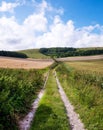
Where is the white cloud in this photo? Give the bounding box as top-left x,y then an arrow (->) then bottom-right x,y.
24,12 -> 47,32
0,1 -> 19,13
0,0 -> 103,51
36,16 -> 75,47
0,15 -> 38,50
35,15 -> 103,48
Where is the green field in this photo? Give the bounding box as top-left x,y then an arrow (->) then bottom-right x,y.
19,49 -> 50,59
30,70 -> 70,130
56,61 -> 103,130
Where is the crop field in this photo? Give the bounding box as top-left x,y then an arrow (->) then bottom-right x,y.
57,55 -> 103,62
66,60 -> 103,73
0,57 -> 53,69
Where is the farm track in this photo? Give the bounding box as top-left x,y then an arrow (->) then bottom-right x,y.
21,70 -> 85,130
19,72 -> 49,130
55,71 -> 85,130
30,70 -> 70,130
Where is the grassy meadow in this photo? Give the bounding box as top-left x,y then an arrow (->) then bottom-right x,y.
56,60 -> 103,130
30,70 -> 70,130
19,49 -> 50,59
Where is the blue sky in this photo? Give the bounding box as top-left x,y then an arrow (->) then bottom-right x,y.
47,0 -> 103,27
0,0 -> 103,50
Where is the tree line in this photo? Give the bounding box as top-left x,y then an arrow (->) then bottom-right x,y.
39,47 -> 103,58
0,51 -> 28,58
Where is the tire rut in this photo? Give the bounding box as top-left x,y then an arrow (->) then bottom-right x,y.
55,71 -> 86,130
18,72 -> 49,130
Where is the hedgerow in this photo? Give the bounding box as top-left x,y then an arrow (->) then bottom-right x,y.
0,68 -> 44,130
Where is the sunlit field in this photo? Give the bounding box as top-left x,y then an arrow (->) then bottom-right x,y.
66,60 -> 103,74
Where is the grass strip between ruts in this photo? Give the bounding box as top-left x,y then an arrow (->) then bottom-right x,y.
30,70 -> 70,130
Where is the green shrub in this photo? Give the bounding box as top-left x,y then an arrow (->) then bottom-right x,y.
0,68 -> 44,130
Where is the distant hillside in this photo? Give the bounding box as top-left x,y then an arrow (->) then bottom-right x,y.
40,47 -> 103,58
19,49 -> 50,59
0,50 -> 27,58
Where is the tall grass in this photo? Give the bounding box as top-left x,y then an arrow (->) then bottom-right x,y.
0,68 -> 45,130
56,62 -> 103,130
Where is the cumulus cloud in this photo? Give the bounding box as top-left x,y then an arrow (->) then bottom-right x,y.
24,12 -> 47,32
36,16 -> 103,48
0,0 -> 103,51
0,1 -> 19,13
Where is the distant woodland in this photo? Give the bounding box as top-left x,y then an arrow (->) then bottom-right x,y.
0,47 -> 103,59
0,51 -> 28,58
39,47 -> 103,58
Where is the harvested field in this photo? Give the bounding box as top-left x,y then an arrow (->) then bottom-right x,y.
0,57 -> 53,69
57,55 -> 103,61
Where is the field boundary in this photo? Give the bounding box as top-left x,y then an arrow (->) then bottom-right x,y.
0,56 -> 53,62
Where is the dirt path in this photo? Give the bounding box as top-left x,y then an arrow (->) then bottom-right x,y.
55,71 -> 85,130
19,72 -> 49,130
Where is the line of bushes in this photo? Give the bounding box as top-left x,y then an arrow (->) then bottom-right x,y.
39,47 -> 103,58
0,68 -> 44,130
0,51 -> 28,58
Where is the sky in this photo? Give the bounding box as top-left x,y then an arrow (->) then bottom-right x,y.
0,0 -> 103,51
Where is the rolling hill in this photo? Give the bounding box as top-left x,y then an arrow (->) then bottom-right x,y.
19,49 -> 50,59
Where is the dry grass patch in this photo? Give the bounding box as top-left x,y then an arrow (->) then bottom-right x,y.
66,60 -> 103,73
